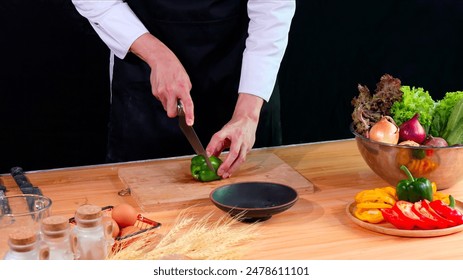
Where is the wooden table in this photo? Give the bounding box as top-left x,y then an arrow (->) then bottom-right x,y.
2,138 -> 463,259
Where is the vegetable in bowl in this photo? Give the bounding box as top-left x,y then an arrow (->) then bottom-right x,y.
351,74 -> 402,137
350,74 -> 463,190
442,98 -> 463,146
390,86 -> 436,131
430,92 -> 463,146
351,74 -> 463,146
429,91 -> 463,137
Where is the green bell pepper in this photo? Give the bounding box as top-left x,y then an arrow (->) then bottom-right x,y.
190,155 -> 223,182
396,165 -> 433,203
449,195 -> 456,208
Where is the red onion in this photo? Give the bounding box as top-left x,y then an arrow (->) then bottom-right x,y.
399,113 -> 426,144
423,136 -> 448,147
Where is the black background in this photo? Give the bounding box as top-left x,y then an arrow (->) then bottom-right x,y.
1,0 -> 463,173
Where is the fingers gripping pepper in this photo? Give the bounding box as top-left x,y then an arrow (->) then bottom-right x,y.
190,155 -> 223,182
396,165 -> 433,203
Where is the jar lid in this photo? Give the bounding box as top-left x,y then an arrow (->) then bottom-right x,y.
42,215 -> 69,232
8,228 -> 37,246
75,204 -> 102,221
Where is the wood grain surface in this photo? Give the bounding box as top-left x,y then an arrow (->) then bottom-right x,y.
1,139 -> 463,259
118,153 -> 314,212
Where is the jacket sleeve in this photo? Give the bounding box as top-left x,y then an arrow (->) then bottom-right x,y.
71,0 -> 149,58
239,0 -> 296,101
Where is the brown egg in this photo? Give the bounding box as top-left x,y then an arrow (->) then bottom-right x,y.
102,216 -> 120,238
111,203 -> 138,228
120,225 -> 140,237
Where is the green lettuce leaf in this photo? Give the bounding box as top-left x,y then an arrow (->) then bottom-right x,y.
391,86 -> 436,131
429,91 -> 463,137
442,98 -> 463,145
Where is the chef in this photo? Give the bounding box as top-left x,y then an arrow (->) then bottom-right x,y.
71,0 -> 295,178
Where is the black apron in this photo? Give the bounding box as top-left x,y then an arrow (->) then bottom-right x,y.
107,0 -> 280,163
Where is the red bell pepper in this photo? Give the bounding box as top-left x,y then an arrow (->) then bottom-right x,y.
380,208 -> 415,230
380,201 -> 425,230
429,199 -> 463,226
393,201 -> 429,230
420,199 -> 455,228
393,200 -> 432,229
381,200 -> 462,230
411,200 -> 444,229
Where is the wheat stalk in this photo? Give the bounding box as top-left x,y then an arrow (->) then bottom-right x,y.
108,210 -> 260,260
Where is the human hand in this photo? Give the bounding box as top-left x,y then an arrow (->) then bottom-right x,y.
130,33 -> 194,125
206,93 -> 264,178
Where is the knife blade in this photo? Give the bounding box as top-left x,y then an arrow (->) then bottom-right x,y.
177,101 -> 215,171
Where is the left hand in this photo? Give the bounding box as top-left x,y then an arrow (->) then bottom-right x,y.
206,93 -> 264,178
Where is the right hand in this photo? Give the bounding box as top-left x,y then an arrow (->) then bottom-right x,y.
130,33 -> 194,126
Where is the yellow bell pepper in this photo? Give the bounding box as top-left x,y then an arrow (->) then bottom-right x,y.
434,192 -> 450,205
354,207 -> 384,223
353,186 -> 398,224
379,186 -> 397,199
431,182 -> 455,206
356,202 -> 393,209
432,182 -> 437,194
355,188 -> 396,206
406,158 -> 438,176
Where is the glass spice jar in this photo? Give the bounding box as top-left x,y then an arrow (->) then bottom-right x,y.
41,215 -> 78,260
3,227 -> 49,260
72,204 -> 113,260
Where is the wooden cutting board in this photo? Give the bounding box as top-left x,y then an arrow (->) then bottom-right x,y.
118,153 -> 314,212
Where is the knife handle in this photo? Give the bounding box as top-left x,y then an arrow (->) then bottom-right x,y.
177,100 -> 185,117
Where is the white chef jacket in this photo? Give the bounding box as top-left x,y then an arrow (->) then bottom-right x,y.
72,0 -> 295,101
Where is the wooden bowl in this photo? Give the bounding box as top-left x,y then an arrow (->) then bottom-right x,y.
209,182 -> 298,222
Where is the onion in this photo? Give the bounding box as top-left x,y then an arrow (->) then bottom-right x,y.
369,116 -> 400,144
423,136 -> 448,147
398,140 -> 420,146
399,113 -> 426,144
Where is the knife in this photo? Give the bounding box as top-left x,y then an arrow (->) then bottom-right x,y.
177,101 -> 215,171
